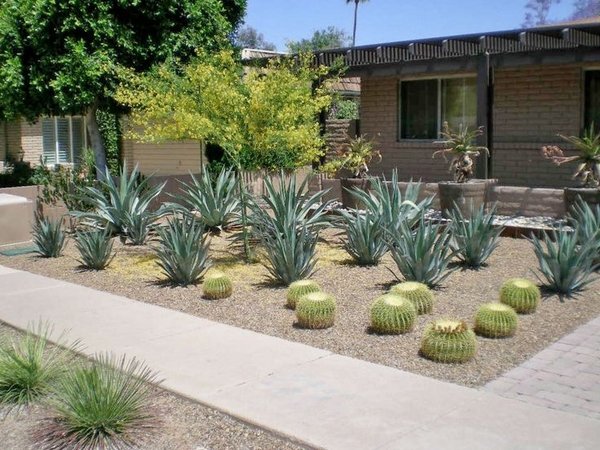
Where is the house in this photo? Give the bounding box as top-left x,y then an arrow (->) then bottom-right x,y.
316,20 -> 600,188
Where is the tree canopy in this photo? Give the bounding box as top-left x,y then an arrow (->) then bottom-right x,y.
0,0 -> 246,176
523,0 -> 600,26
235,25 -> 276,51
286,26 -> 351,53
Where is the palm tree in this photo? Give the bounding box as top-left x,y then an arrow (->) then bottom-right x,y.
347,0 -> 369,47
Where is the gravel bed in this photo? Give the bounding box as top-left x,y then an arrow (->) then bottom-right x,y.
0,323 -> 308,450
1,229 -> 599,388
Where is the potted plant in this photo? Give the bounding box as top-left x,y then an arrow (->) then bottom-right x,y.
322,135 -> 381,209
433,123 -> 490,218
541,125 -> 600,212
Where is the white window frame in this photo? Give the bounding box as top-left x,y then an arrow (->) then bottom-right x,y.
398,75 -> 476,142
42,116 -> 87,166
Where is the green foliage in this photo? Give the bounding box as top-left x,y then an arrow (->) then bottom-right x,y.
338,209 -> 387,266
322,135 -> 380,178
420,319 -> 477,364
296,292 -> 336,329
175,167 -> 239,231
73,163 -> 165,244
35,354 -> 159,450
96,109 -> 121,175
330,99 -> 359,120
118,50 -> 334,171
286,280 -> 321,310
387,216 -> 456,287
529,229 -> 598,296
286,26 -> 351,53
0,325 -> 76,407
499,278 -> 541,314
390,281 -> 435,315
156,218 -> 211,286
370,294 -> 416,335
32,215 -> 66,258
202,270 -> 233,300
74,228 -> 114,270
474,303 -> 518,338
0,156 -> 35,187
449,204 -> 503,268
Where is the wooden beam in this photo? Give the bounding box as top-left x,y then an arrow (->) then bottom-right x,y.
480,35 -> 527,53
519,31 -> 572,49
442,39 -> 480,55
408,42 -> 457,59
562,28 -> 600,46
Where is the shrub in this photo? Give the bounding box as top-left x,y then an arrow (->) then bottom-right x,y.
330,98 -> 359,120
387,216 -> 456,287
156,218 -> 211,286
0,326 -> 75,408
390,281 -> 435,315
74,163 -> 165,245
449,204 -> 503,268
296,292 -> 336,329
32,215 -> 66,258
35,354 -> 159,450
202,270 -> 233,299
474,303 -> 518,338
499,278 -> 541,314
74,229 -> 114,270
370,294 -> 416,335
420,319 -> 477,363
339,209 -> 387,266
175,167 -> 239,231
529,229 -> 598,296
286,280 -> 321,309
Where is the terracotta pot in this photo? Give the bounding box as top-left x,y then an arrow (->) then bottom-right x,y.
438,180 -> 488,218
564,187 -> 600,214
340,178 -> 370,209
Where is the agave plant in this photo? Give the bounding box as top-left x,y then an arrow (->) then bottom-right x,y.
541,125 -> 600,188
347,169 -> 432,232
155,217 -> 211,286
32,214 -> 67,258
387,215 -> 456,287
35,354 -> 159,450
448,204 -> 504,268
74,228 -> 115,270
568,198 -> 600,263
338,209 -> 388,266
529,228 -> 598,296
73,163 -> 165,245
174,167 -> 239,231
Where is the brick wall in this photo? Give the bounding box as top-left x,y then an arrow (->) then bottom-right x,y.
19,119 -> 43,164
360,64 -> 586,188
0,123 -> 6,163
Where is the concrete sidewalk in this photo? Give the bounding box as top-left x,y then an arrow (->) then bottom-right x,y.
0,265 -> 599,450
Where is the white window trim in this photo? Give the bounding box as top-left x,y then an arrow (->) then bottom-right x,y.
398,75 -> 477,142
43,116 -> 87,166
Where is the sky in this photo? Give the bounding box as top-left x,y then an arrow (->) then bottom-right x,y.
244,0 -> 575,51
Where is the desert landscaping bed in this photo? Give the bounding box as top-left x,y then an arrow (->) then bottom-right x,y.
1,228 -> 599,388
0,322 -> 306,450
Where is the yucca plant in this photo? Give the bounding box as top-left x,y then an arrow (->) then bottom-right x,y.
0,325 -> 77,408
74,228 -> 115,270
387,215 -> 456,287
35,354 -> 159,450
529,228 -> 599,296
448,204 -> 503,268
32,214 -> 67,258
174,167 -> 239,231
346,169 -> 432,232
155,217 -> 211,286
73,163 -> 165,245
338,209 -> 387,266
569,199 -> 600,264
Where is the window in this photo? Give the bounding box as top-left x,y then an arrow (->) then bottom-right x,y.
400,77 -> 477,140
42,117 -> 86,165
584,71 -> 600,130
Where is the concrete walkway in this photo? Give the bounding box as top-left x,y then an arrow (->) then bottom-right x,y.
486,315 -> 600,420
0,265 -> 599,450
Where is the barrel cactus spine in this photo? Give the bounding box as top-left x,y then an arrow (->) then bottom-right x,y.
202,270 -> 233,300
474,303 -> 518,338
286,280 -> 321,310
370,294 -> 417,335
499,278 -> 541,314
420,319 -> 477,363
296,292 -> 336,329
390,281 -> 435,315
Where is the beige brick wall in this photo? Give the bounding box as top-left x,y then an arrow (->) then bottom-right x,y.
360,64 -> 587,188
5,120 -> 23,161
122,138 -> 204,175
19,119 -> 43,164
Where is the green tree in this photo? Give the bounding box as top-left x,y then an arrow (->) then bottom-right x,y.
346,0 -> 370,47
286,26 -> 351,53
236,25 -> 276,51
0,0 -> 246,179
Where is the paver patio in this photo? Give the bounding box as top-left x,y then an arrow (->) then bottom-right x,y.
0,264 -> 599,450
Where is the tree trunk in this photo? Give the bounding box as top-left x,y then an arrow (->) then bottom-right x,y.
85,101 -> 108,180
352,0 -> 359,47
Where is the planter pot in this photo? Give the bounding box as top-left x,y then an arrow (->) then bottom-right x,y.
340,178 -> 370,209
564,187 -> 600,214
321,178 -> 342,203
438,180 -> 488,219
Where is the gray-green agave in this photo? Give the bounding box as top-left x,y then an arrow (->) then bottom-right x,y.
32,215 -> 66,258
338,209 -> 387,266
569,199 -> 600,264
74,228 -> 114,270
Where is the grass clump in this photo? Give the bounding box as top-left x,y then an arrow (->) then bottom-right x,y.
420,319 -> 477,364
32,215 -> 66,258
370,294 -> 416,335
296,292 -> 336,329
474,303 -> 518,338
74,228 -> 115,270
286,280 -> 321,310
390,281 -> 435,315
202,270 -> 233,299
499,278 -> 541,314
35,354 -> 159,450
